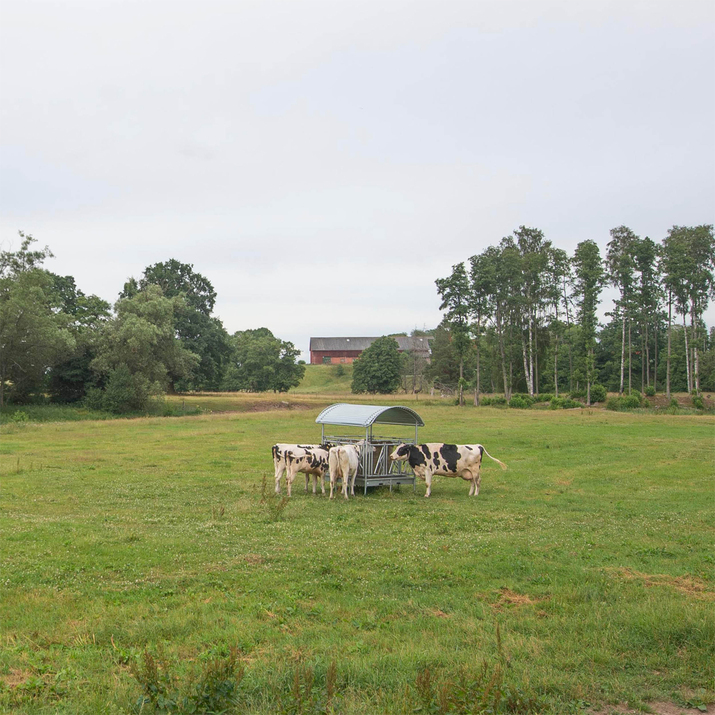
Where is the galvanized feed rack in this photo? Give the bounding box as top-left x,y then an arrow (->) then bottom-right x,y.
315,403 -> 424,494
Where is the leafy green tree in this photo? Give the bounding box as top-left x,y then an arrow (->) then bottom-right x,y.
632,236 -> 661,392
91,286 -> 200,410
222,328 -> 305,392
607,226 -> 638,394
436,263 -> 471,405
572,240 -> 604,405
351,336 -> 401,394
46,274 -> 111,402
0,233 -> 75,406
122,259 -> 231,390
468,252 -> 495,404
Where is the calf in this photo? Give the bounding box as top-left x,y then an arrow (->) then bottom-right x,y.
272,443 -> 331,497
328,441 -> 365,500
390,443 -> 507,497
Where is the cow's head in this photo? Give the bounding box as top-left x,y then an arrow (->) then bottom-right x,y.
389,444 -> 411,462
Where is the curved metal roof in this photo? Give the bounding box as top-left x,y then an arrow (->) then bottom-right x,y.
315,403 -> 425,428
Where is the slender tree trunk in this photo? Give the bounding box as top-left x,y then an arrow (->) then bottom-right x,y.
645,323 -> 650,387
474,324 -> 481,406
534,319 -> 539,395
554,332 -> 559,397
521,334 -> 531,396
620,310 -> 626,395
666,292 -> 672,400
628,321 -> 632,395
528,314 -> 535,396
586,347 -> 592,406
683,312 -> 691,394
458,358 -> 464,406
497,309 -> 509,398
562,279 -> 573,393
654,324 -> 658,392
691,306 -> 700,394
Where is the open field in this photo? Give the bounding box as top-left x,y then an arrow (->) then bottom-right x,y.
1,399 -> 714,713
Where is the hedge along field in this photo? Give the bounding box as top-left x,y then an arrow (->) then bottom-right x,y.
1,404 -> 713,714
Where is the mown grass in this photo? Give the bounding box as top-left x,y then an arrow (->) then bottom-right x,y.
0,403 -> 713,713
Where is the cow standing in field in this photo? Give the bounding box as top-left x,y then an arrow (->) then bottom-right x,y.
328,441 -> 365,500
272,444 -> 331,497
390,443 -> 507,497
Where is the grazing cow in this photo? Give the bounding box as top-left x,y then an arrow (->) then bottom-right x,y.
328,441 -> 365,500
272,443 -> 331,497
389,443 -> 507,497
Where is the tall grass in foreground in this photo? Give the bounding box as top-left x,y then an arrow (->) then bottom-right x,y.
0,404 -> 713,713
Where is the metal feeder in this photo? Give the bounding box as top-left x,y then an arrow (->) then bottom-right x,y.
315,403 -> 424,494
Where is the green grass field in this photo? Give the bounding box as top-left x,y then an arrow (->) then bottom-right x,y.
1,398 -> 713,714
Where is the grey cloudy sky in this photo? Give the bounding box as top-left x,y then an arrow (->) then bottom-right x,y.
2,0 -> 714,357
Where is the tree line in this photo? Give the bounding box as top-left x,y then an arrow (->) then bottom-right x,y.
432,224 -> 715,405
0,233 -> 305,410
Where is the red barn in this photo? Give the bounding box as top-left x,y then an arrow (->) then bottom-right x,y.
309,337 -> 431,365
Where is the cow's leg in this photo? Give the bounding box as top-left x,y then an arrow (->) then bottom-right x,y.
349,468 -> 356,496
342,469 -> 349,499
286,467 -> 296,498
319,472 -> 326,495
274,464 -> 284,494
473,466 -> 481,496
305,473 -> 310,493
424,470 -> 433,497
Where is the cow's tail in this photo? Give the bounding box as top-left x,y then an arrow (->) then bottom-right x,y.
480,446 -> 507,470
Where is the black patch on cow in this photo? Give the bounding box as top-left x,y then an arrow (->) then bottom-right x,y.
439,444 -> 460,473
396,444 -> 410,458
464,445 -> 473,450
478,445 -> 484,457
408,445 -> 427,468
421,444 -> 432,460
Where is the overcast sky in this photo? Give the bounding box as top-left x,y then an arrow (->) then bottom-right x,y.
1,0 -> 714,357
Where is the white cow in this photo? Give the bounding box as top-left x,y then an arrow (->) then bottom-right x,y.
328,441 -> 365,500
272,443 -> 331,497
390,442 -> 507,497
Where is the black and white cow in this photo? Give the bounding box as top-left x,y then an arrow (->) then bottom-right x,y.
272,443 -> 331,497
389,443 -> 507,497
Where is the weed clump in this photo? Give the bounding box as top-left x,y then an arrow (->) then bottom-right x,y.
129,646 -> 244,714
261,474 -> 290,521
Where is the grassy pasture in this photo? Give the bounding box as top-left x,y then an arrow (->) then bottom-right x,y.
0,400 -> 713,713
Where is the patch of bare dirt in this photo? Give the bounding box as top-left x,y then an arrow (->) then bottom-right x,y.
0,668 -> 34,688
590,704 -> 708,715
489,587 -> 545,610
608,567 -> 715,601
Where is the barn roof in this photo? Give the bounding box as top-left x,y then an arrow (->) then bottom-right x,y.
315,403 -> 425,428
310,336 -> 431,353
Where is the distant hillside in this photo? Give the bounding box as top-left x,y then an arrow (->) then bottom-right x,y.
291,363 -> 353,394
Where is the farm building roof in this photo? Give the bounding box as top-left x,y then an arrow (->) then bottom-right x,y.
315,403 -> 425,428
310,336 -> 431,353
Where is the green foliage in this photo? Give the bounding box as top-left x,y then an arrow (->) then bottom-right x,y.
480,395 -> 507,406
508,395 -> 532,409
351,336 -> 402,394
532,393 -> 553,403
692,395 -> 705,410
121,259 -> 232,391
101,364 -> 157,414
606,394 -> 642,411
589,384 -> 607,403
644,386 -> 656,397
222,328 -> 305,392
0,242 -> 75,405
129,647 -> 244,714
260,474 -> 290,521
89,286 -> 199,411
